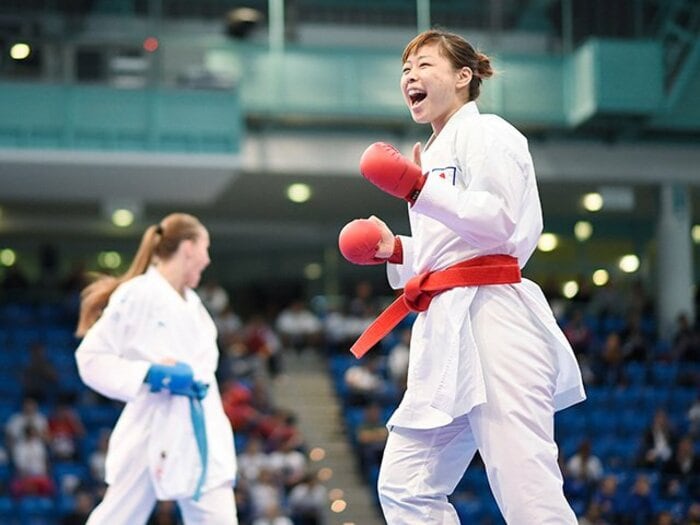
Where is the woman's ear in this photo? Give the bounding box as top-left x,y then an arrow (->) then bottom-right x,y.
180,238 -> 194,259
456,66 -> 473,90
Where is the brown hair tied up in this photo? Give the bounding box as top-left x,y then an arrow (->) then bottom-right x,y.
402,29 -> 494,101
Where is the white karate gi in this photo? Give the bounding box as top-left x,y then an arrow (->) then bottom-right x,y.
76,266 -> 237,525
378,102 -> 585,524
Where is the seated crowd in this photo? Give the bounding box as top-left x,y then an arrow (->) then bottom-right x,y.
0,269 -> 699,524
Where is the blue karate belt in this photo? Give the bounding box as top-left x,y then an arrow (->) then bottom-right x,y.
189,382 -> 209,501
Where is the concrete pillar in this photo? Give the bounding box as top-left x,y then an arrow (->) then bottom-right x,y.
656,183 -> 694,337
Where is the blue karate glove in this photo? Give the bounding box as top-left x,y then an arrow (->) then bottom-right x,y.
145,361 -> 194,395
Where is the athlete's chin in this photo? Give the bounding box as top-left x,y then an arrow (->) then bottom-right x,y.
188,273 -> 203,290
409,109 -> 431,124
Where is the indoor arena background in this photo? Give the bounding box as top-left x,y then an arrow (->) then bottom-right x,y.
0,1 -> 699,524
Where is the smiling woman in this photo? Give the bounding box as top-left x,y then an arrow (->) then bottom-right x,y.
338,29 -> 585,525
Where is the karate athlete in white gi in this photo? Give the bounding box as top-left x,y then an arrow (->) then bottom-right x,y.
338,30 -> 586,524
75,213 -> 237,525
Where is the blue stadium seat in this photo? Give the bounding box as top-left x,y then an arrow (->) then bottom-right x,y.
651,362 -> 678,386
16,497 -> 55,524
53,462 -> 89,495
590,408 -> 618,431
0,496 -> 16,523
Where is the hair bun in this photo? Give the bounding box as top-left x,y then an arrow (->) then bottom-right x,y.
475,52 -> 494,79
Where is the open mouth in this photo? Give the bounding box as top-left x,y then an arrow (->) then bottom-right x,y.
408,89 -> 427,107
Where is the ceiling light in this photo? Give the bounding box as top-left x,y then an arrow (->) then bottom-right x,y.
582,193 -> 603,212
304,263 -> 322,280
10,43 -> 31,61
112,209 -> 134,227
618,254 -> 640,273
537,233 -> 558,252
98,251 -> 122,269
692,225 -> 700,244
562,280 -> 579,299
0,248 -> 16,267
287,183 -> 311,203
592,269 -> 609,286
574,221 -> 592,241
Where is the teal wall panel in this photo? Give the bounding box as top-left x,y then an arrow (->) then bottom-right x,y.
566,38 -> 663,125
0,37 -> 694,153
0,83 -> 242,153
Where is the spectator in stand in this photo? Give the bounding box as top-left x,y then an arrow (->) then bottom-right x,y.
267,438 -> 307,490
596,332 -> 627,386
343,356 -> 388,407
387,328 -> 410,391
88,428 -> 110,486
238,438 -> 270,484
47,398 -> 86,461
355,403 -> 389,474
684,502 -> 700,525
252,502 -> 294,525
218,337 -> 264,385
249,468 -> 285,521
565,439 -> 604,489
275,299 -> 323,355
21,342 -> 59,403
654,510 -> 675,525
671,312 -> 700,363
590,475 -> 623,524
323,303 -> 353,352
637,408 -> 677,469
621,474 -> 655,525
245,315 -> 284,379
215,304 -> 243,343
288,471 -> 327,525
688,396 -> 700,438
562,309 -> 593,356
577,502 -> 607,525
661,435 -> 700,501
5,397 -> 49,448
627,278 -> 654,320
587,279 -> 625,324
348,280 -> 378,319
10,424 -> 55,497
62,489 -> 95,525
260,410 -> 303,453
222,381 -> 263,434
620,313 -> 651,362
198,279 -> 230,318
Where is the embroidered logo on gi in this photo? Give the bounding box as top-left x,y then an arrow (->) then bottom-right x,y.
430,166 -> 457,185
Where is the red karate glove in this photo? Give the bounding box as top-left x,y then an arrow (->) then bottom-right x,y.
360,142 -> 426,204
338,219 -> 403,265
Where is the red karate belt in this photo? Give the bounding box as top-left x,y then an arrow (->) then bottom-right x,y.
350,254 -> 521,358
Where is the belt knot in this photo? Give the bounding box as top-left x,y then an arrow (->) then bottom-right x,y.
403,272 -> 434,312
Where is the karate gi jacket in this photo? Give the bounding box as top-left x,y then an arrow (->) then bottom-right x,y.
76,266 -> 236,499
387,102 -> 586,429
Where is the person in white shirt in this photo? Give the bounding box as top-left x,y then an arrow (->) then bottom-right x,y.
75,213 -> 238,525
338,30 -> 585,524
